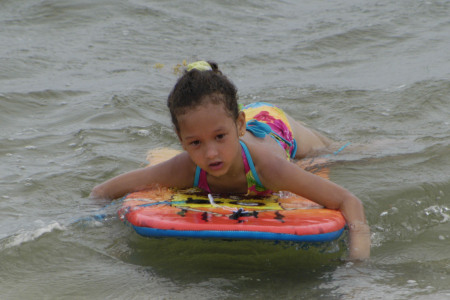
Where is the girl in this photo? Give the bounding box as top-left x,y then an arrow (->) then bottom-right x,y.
91,61 -> 370,260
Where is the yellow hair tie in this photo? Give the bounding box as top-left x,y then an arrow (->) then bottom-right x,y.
187,61 -> 212,72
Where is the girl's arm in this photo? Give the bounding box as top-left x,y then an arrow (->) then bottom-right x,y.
258,155 -> 370,260
90,152 -> 194,200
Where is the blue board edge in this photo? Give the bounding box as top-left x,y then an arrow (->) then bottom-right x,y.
132,226 -> 345,242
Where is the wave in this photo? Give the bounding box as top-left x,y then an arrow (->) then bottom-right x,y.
0,221 -> 65,250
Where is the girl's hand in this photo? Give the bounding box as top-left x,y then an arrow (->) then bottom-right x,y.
347,221 -> 371,260
255,152 -> 371,261
338,192 -> 371,261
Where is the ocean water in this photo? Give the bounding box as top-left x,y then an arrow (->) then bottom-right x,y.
1,0 -> 449,299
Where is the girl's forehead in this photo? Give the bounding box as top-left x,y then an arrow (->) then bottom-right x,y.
180,100 -> 228,117
177,102 -> 234,133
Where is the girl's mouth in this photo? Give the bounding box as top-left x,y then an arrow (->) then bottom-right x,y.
209,161 -> 223,170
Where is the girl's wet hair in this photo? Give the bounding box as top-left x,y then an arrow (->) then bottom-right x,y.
167,61 -> 239,132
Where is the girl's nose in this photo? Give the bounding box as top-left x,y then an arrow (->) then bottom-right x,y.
205,142 -> 218,159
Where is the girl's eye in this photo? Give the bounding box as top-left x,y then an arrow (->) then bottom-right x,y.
190,140 -> 200,146
216,134 -> 225,140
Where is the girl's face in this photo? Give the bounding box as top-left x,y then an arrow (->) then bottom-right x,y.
176,98 -> 245,178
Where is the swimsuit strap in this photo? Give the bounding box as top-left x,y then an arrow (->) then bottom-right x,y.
246,119 -> 297,159
193,166 -> 211,192
239,140 -> 264,189
333,142 -> 351,155
246,120 -> 272,138
290,139 -> 298,159
246,120 -> 287,147
193,165 -> 201,187
322,142 -> 351,158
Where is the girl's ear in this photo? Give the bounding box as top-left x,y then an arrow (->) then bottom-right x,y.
236,111 -> 246,137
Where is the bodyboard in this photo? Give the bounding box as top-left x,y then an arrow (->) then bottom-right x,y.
118,149 -> 345,242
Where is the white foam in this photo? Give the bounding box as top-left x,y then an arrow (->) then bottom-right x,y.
424,205 -> 449,223
2,221 -> 65,249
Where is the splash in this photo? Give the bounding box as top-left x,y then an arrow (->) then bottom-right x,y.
423,205 -> 450,223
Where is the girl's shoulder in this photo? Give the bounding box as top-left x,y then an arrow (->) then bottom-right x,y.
242,134 -> 288,163
242,137 -> 291,175
242,136 -> 304,189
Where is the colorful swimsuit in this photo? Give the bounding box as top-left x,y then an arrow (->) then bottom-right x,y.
193,102 -> 297,196
242,102 -> 297,159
